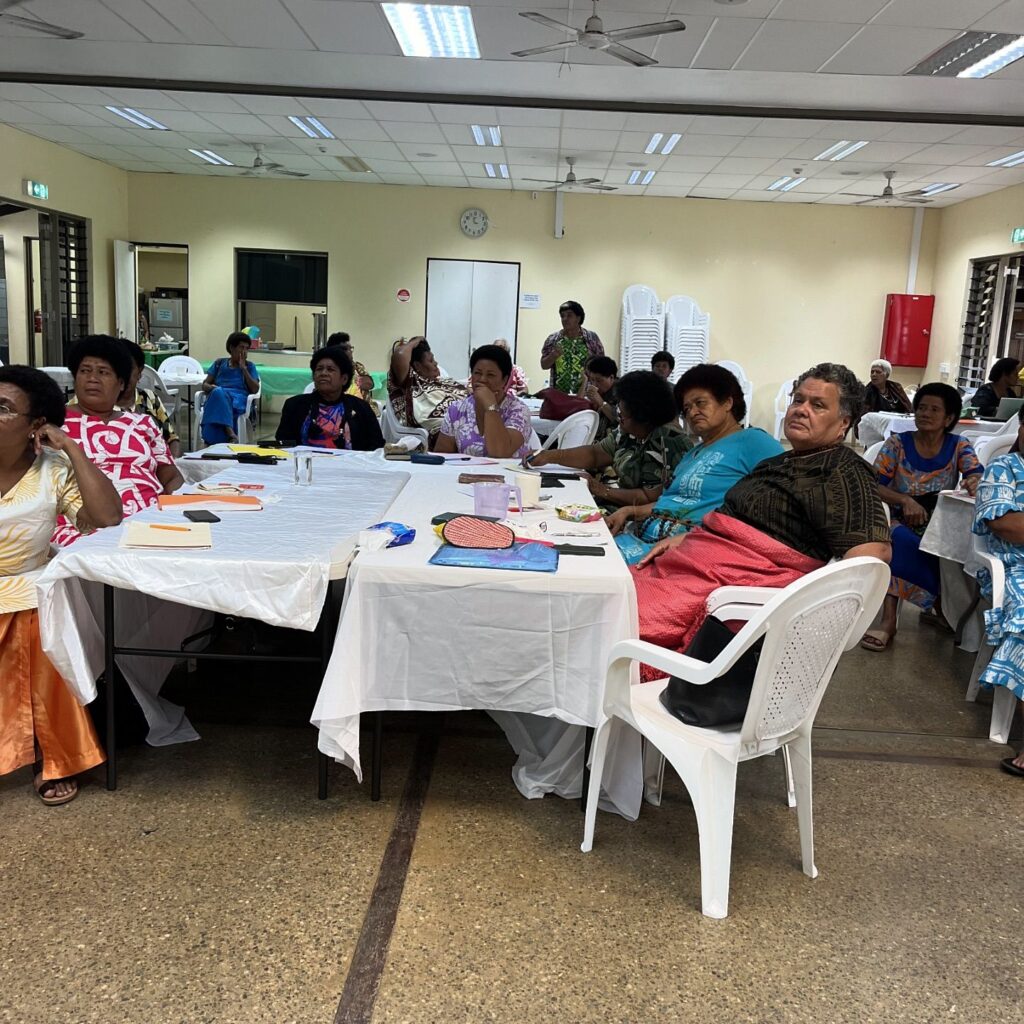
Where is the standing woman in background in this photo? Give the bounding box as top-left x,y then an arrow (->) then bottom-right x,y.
540,301 -> 604,394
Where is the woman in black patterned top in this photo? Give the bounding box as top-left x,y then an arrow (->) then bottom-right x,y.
630,363 -> 891,676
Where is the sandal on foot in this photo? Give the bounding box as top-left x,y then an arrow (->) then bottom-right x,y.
34,772 -> 79,806
999,757 -> 1024,778
860,629 -> 895,652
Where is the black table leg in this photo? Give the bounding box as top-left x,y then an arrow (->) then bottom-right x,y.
317,594 -> 334,800
104,584 -> 117,791
580,726 -> 595,812
370,712 -> 383,802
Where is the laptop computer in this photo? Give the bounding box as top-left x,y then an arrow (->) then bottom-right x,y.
994,397 -> 1024,421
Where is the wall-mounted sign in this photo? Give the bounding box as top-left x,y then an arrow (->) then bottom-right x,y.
396,288 -> 410,303
519,293 -> 541,309
1013,226 -> 1024,245
23,179 -> 48,200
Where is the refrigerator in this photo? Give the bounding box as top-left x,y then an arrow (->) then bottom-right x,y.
149,297 -> 187,343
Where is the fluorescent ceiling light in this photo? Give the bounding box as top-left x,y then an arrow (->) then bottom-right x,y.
382,4 -> 480,58
988,149 -> 1024,168
499,163 -> 509,178
641,170 -> 655,185
338,156 -> 372,172
958,35 -> 1024,78
767,176 -> 792,191
288,115 -> 334,139
780,176 -> 806,192
628,170 -> 642,185
484,163 -> 496,177
106,106 -> 167,130
661,133 -> 681,155
919,182 -> 959,196
907,30 -> 1024,78
188,149 -> 233,166
814,140 -> 867,161
644,133 -> 663,155
471,124 -> 501,147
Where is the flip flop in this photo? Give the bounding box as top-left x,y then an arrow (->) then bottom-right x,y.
860,629 -> 895,652
34,772 -> 79,806
999,757 -> 1024,778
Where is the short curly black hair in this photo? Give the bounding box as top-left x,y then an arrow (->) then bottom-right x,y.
66,334 -> 133,389
122,339 -> 146,370
795,362 -> 865,423
586,355 -> 618,378
310,345 -> 354,381
913,382 -> 963,431
614,370 -> 677,429
0,365 -> 67,426
470,343 -> 513,379
226,331 -> 251,354
674,363 -> 746,424
651,350 -> 675,371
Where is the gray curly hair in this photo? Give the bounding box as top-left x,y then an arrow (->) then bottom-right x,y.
795,362 -> 866,423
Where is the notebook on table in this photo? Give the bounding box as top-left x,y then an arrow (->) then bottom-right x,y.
119,521 -> 213,549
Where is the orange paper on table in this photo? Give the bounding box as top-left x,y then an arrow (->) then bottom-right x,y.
157,494 -> 263,512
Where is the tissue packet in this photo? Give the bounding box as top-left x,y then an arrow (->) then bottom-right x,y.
365,521 -> 416,548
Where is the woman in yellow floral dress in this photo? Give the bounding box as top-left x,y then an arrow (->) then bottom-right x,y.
0,366 -> 122,804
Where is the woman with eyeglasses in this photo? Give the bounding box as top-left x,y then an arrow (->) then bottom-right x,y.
605,364 -> 782,564
0,365 -> 121,805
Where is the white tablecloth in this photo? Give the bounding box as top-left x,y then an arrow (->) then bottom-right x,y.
36,458 -> 409,715
311,461 -> 644,817
919,490 -> 982,651
858,412 -> 917,446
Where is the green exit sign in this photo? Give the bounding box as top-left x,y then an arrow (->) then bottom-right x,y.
23,179 -> 48,200
1013,226 -> 1024,244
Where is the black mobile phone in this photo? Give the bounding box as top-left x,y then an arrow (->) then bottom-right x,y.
553,544 -> 605,556
430,511 -> 501,525
184,510 -> 220,523
410,452 -> 445,465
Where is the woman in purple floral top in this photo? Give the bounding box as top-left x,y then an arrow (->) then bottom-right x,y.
436,344 -> 533,459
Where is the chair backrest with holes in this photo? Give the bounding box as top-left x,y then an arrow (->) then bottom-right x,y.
976,432 -> 1015,465
541,409 -> 599,450
158,355 -> 204,378
738,558 -> 889,752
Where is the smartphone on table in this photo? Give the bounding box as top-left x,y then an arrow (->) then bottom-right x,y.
184,510 -> 221,523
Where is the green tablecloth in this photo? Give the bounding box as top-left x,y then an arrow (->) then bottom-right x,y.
144,349 -> 185,369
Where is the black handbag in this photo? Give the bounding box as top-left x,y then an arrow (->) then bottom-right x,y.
659,616 -> 765,728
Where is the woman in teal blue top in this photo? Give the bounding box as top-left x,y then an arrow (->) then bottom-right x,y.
608,363 -> 783,563
201,332 -> 261,444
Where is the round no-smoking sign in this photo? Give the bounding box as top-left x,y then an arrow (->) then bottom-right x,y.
396,288 -> 410,303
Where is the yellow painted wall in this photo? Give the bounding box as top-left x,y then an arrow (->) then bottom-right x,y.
127,172 -> 932,428
137,248 -> 188,292
274,302 -> 326,350
0,124 -> 128,361
925,181 -> 1024,384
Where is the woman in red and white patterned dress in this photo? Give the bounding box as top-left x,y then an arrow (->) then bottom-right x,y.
52,336 -> 183,546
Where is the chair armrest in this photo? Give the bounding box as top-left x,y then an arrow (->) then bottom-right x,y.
976,550 -> 1005,608
705,586 -> 779,614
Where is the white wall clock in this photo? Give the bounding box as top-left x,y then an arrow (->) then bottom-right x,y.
460,207 -> 489,238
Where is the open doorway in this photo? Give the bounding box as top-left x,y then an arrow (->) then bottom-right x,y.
0,199 -> 44,365
115,242 -> 189,362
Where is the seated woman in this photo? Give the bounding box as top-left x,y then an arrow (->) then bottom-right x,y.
0,366 -> 122,804
606,363 -> 782,563
970,356 -> 1020,418
861,382 -> 982,651
388,335 -> 468,448
525,370 -> 691,509
276,346 -> 384,451
576,355 -> 619,441
863,359 -> 912,415
201,332 -> 261,444
328,331 -> 376,406
971,413 -> 1024,777
53,335 -> 183,546
120,340 -> 181,457
632,363 -> 890,677
435,344 -> 532,459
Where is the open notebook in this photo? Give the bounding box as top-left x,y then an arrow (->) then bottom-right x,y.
120,521 -> 213,549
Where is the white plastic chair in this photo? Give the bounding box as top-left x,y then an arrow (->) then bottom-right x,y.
772,380 -> 795,441
620,285 -> 665,376
194,382 -> 262,447
158,355 -> 204,379
540,409 -> 599,451
380,399 -> 428,451
139,364 -> 178,412
964,541 -> 1020,744
664,295 -> 710,376
862,440 -> 885,464
975,432 -> 1015,466
962,415 -> 1019,447
581,557 -> 889,918
303,381 -> 316,394
716,360 -> 752,428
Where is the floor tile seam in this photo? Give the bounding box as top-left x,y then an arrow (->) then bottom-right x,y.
815,748 -> 1004,768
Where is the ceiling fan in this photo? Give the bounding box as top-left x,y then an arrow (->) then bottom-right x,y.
239,144 -> 309,179
842,170 -> 932,205
0,0 -> 82,38
525,157 -> 616,192
512,1 -> 685,68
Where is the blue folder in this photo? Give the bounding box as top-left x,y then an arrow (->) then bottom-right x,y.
428,541 -> 559,573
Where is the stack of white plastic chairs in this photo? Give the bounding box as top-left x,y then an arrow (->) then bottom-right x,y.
664,294 -> 710,377
620,285 -> 665,375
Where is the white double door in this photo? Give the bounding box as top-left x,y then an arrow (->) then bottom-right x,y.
424,259 -> 520,381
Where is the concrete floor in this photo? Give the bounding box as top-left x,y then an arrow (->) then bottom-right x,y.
2,606 -> 1022,1023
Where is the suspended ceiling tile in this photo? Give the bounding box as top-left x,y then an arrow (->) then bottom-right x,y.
751,118 -> 830,138
420,175 -> 471,187
730,190 -> 777,202
775,190 -> 828,201
163,91 -> 248,114
820,25 -> 959,75
930,164 -> 1011,182
641,187 -> 690,197
496,125 -> 561,148
342,144 -> 405,161
0,99 -> 39,122
660,154 -> 720,173
496,107 -> 562,128
670,0 -> 778,17
877,123 -> 965,143
907,143 -> 1002,165
639,170 -> 703,187
669,134 -> 744,157
642,15 -> 715,68
687,188 -> 739,199
396,142 -> 457,162
688,116 -> 760,136
504,147 -> 561,166
710,156 -> 778,174
849,140 -> 940,162
38,85 -> 114,105
202,112 -> 280,135
690,16 -> 762,70
312,117 -> 390,141
132,0 -> 233,44
281,0 -> 398,54
381,121 -> 448,144
101,0 -> 190,43
946,125 -> 1024,146
73,124 -> 146,145
430,104 -> 499,124
131,110 -> 219,133
410,160 -> 463,175
812,120 -> 904,140
230,94 -> 306,116
734,21 -> 859,73
699,173 -> 756,189
771,0 -> 888,22
560,128 -> 623,151
98,88 -> 184,111
729,136 -> 807,158
971,0 -> 1024,32
196,0 -> 315,49
26,0 -> 147,41
299,98 -> 373,119
876,0 -> 1007,29
361,101 -> 434,123
973,165 -> 1024,185
621,113 -> 693,134
0,83 -> 54,103
449,144 -> 504,162
376,174 -> 425,185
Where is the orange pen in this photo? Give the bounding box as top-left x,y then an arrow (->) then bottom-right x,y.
150,524 -> 192,532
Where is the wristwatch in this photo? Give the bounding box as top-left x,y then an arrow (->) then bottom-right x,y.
485,403 -> 499,413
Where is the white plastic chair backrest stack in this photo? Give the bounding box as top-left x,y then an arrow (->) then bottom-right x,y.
620,285 -> 664,376
664,294 -> 710,377
738,559 -> 889,753
715,360 -> 752,428
540,409 -> 599,451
